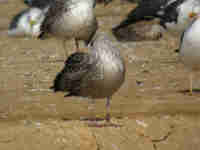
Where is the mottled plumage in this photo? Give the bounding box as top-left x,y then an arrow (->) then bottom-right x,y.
51,33 -> 125,122
112,0 -> 200,35
39,0 -> 98,55
53,52 -> 93,96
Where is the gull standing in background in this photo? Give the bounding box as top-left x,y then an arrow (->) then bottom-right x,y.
179,13 -> 200,94
38,0 -> 98,57
112,0 -> 200,36
8,7 -> 49,37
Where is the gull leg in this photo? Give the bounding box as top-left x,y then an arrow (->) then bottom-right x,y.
104,97 -> 122,127
62,39 -> 68,58
87,99 -> 102,127
48,39 -> 67,62
75,39 -> 80,51
189,73 -> 193,95
106,97 -> 111,122
88,99 -> 95,121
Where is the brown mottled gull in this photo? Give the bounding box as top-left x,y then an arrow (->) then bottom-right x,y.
51,33 -> 126,123
39,0 -> 98,56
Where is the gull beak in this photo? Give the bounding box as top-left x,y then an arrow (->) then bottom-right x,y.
29,20 -> 37,28
29,20 -> 39,38
188,12 -> 198,19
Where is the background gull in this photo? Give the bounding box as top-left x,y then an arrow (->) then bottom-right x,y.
50,32 -> 125,125
179,13 -> 200,94
112,0 -> 200,37
8,7 -> 49,37
38,0 -> 98,57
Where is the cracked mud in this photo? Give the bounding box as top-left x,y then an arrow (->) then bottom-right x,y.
1,0 -> 200,150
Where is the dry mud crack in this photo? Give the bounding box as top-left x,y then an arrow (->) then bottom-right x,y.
1,0 -> 200,149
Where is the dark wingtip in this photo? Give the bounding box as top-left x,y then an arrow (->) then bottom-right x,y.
24,0 -> 29,5
24,0 -> 32,6
112,26 -> 121,39
112,25 -> 120,36
111,19 -> 132,33
50,85 -> 55,90
96,0 -> 112,6
64,93 -> 73,97
64,92 -> 78,97
50,85 -> 54,89
112,26 -> 118,32
174,48 -> 179,53
50,71 -> 65,92
49,85 -> 60,92
104,0 -> 112,6
38,31 -> 46,40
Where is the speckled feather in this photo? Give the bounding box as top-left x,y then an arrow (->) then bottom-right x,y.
39,0 -> 98,45
51,52 -> 94,95
51,33 -> 125,98
40,0 -> 66,35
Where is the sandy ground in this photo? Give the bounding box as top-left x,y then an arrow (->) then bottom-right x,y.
1,0 -> 200,149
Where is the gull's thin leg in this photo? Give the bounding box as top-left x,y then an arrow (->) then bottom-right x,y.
106,97 -> 111,122
62,39 -> 68,58
75,39 -> 80,51
88,98 -> 95,121
189,72 -> 193,95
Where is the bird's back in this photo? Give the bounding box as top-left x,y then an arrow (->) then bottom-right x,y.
51,52 -> 94,96
40,0 -> 97,40
40,0 -> 65,35
51,33 -> 125,99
